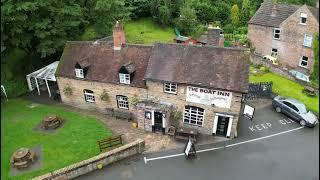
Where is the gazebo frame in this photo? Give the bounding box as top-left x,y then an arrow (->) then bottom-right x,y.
26,61 -> 59,97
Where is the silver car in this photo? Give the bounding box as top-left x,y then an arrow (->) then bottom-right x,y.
272,96 -> 318,127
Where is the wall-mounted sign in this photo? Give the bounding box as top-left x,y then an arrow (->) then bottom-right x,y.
145,111 -> 151,119
186,86 -> 233,108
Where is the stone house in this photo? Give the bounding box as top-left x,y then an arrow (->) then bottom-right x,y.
56,21 -> 250,139
248,0 -> 319,74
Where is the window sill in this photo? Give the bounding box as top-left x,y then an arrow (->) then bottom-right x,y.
302,45 -> 312,48
298,64 -> 308,69
85,101 -> 95,103
164,91 -> 177,95
118,107 -> 129,110
183,122 -> 203,127
272,38 -> 280,41
299,23 -> 307,25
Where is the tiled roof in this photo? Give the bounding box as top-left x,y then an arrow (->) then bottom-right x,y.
56,41 -> 152,88
144,43 -> 250,93
249,0 -> 299,27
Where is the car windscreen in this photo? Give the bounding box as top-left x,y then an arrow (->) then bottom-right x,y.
296,103 -> 308,114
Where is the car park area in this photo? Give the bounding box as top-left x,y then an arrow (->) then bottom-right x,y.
238,99 -> 304,140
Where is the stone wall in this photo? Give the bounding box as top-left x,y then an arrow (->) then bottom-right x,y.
56,77 -> 148,116
146,81 -> 243,138
32,139 -> 145,180
248,5 -> 319,72
250,53 -> 296,81
57,76 -> 244,138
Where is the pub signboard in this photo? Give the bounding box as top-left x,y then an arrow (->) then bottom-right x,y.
186,86 -> 233,108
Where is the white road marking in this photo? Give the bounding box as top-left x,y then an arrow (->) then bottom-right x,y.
144,126 -> 304,164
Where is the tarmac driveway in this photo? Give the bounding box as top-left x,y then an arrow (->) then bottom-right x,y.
237,98 -> 302,140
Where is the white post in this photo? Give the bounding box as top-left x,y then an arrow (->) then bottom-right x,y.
45,79 -> 51,97
35,78 -> 40,95
1,85 -> 8,101
26,76 -> 33,91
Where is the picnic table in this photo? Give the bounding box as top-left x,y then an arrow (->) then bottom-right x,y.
175,127 -> 198,142
303,86 -> 316,96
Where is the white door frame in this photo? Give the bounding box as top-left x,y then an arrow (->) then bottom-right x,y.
212,113 -> 234,138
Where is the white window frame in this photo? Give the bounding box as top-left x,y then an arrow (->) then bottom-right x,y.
84,90 -> 95,103
183,106 -> 205,126
164,83 -> 177,94
271,48 -> 278,57
75,68 -> 84,78
300,13 -> 307,25
117,95 -> 129,109
119,73 -> 130,84
299,56 -> 308,68
303,34 -> 312,47
273,28 -> 281,40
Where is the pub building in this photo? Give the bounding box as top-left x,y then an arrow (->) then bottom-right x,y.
56,21 -> 250,139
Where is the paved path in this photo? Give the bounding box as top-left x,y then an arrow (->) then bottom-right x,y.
77,99 -> 319,180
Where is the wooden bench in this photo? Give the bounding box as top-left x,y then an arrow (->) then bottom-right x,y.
175,127 -> 198,142
98,135 -> 123,153
303,86 -> 316,96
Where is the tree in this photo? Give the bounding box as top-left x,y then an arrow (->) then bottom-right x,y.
311,33 -> 319,84
175,0 -> 199,35
150,0 -> 173,26
231,4 -> 240,27
193,1 -> 217,24
2,0 -> 85,58
93,0 -> 131,36
240,0 -> 251,26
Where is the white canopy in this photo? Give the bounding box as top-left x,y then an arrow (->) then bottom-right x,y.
26,61 -> 59,97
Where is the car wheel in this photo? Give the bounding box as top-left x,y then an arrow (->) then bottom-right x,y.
300,120 -> 306,126
275,107 -> 281,113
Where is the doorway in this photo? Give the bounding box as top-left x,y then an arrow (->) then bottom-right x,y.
216,115 -> 230,137
153,112 -> 164,134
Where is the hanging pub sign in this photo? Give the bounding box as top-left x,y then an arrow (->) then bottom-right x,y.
186,86 -> 232,108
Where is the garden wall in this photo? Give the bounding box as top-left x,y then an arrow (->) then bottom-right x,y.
32,139 -> 145,180
250,53 -> 296,81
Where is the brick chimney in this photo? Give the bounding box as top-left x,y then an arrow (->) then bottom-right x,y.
271,4 -> 277,16
207,24 -> 224,47
113,21 -> 126,50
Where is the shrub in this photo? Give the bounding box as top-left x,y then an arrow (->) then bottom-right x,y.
170,110 -> 182,127
130,95 -> 139,106
259,66 -> 270,73
63,85 -> 72,96
100,90 -> 109,101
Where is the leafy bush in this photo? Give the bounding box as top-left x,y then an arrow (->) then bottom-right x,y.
100,90 -> 109,101
170,110 -> 182,127
259,66 -> 270,73
223,24 -> 234,34
63,85 -> 72,96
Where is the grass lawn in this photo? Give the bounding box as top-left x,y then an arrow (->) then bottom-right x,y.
124,17 -> 175,44
1,99 -> 112,180
249,72 -> 319,115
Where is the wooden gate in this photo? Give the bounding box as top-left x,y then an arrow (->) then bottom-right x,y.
243,82 -> 273,101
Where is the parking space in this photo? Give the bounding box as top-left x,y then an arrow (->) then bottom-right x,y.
238,99 -> 302,140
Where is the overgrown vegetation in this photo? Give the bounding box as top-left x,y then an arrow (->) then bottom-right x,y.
1,99 -> 112,180
311,33 -> 319,85
250,69 -> 319,115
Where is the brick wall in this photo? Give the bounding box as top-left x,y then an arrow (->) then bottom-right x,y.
32,139 -> 145,180
248,5 -> 319,73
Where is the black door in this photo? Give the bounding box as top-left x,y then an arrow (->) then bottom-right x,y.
216,116 -> 230,137
154,112 -> 163,133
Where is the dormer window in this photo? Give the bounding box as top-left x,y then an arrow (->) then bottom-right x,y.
75,68 -> 84,78
300,13 -> 307,25
75,57 -> 90,79
119,62 -> 135,85
119,73 -> 130,84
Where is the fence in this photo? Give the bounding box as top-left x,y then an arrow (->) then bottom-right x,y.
244,82 -> 273,101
